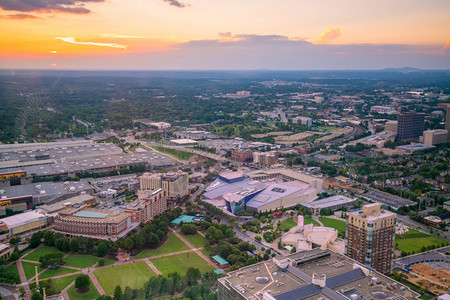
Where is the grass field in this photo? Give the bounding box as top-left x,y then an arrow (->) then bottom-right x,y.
318,217 -> 346,234
23,246 -> 62,262
151,252 -> 214,276
180,233 -> 206,248
94,261 -> 156,295
134,232 -> 189,259
41,274 -> 78,295
4,263 -> 20,283
279,217 -> 319,231
395,229 -> 448,253
40,267 -> 78,279
22,261 -> 43,280
64,254 -> 99,269
67,281 -> 100,300
149,145 -> 194,160
100,258 -> 116,266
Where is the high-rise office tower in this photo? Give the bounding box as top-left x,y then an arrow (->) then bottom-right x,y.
446,105 -> 450,142
345,203 -> 396,274
396,111 -> 425,141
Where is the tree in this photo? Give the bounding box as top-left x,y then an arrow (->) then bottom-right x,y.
97,243 -> 108,257
114,285 -> 122,300
31,289 -> 42,300
69,239 -> 79,252
75,274 -> 90,291
30,232 -> 43,248
86,238 -> 95,253
44,231 -> 54,246
181,224 -> 197,235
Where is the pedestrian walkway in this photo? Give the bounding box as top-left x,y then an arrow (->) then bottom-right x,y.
88,272 -> 105,295
144,259 -> 161,275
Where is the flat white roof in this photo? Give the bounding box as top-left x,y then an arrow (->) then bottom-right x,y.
170,139 -> 198,144
0,211 -> 47,229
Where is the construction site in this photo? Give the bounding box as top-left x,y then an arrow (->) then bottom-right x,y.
394,246 -> 450,296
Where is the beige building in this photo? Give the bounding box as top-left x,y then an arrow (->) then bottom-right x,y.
139,172 -> 188,200
385,120 -> 398,132
423,129 -> 448,145
346,203 -> 396,274
253,151 -> 278,166
0,211 -> 48,238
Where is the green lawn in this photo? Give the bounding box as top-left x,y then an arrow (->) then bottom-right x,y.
64,254 -> 99,269
94,261 -> 156,295
4,263 -> 20,283
23,246 -> 62,262
149,145 -> 194,160
180,233 -> 206,248
279,217 -> 319,231
151,252 -> 214,276
318,217 -> 347,234
41,274 -> 78,295
134,232 -> 189,259
395,229 -> 448,253
100,258 -> 116,266
67,281 -> 100,300
40,267 -> 78,279
22,261 -> 43,280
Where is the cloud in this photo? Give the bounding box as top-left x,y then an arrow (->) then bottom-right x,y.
443,40 -> 450,49
55,36 -> 127,49
0,13 -> 39,19
0,0 -> 104,14
101,34 -> 150,39
163,0 -> 186,8
316,27 -> 342,44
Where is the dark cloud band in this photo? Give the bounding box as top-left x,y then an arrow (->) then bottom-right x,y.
0,0 -> 104,14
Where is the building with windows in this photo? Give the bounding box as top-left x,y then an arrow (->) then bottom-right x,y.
53,206 -> 137,241
139,171 -> 188,201
301,195 -> 357,215
345,203 -> 396,274
231,149 -> 253,162
217,248 -> 419,300
423,129 -> 448,145
396,111 -> 425,141
125,188 -> 166,223
0,210 -> 48,239
253,151 -> 278,167
292,116 -> 312,127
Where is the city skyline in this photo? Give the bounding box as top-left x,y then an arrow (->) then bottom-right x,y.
1,0 -> 449,69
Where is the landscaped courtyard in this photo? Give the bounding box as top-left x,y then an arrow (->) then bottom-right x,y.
395,229 -> 448,253
150,252 -> 214,276
134,232 -> 190,259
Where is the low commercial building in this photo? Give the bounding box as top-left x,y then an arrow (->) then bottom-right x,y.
0,244 -> 12,260
423,215 -> 443,228
53,206 -> 137,241
396,143 -> 434,154
0,210 -> 48,238
301,195 -> 357,215
247,168 -> 324,192
444,200 -> 450,212
125,188 -> 167,223
38,194 -> 96,214
370,106 -> 398,114
292,116 -> 312,127
218,248 -> 419,300
169,139 -> 198,146
385,120 -> 398,133
423,129 -> 448,145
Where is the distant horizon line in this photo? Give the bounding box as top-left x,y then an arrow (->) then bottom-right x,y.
1,67 -> 449,72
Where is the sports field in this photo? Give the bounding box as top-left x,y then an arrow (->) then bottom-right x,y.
318,217 -> 346,234
94,261 -> 156,295
395,229 -> 448,253
134,232 -> 189,259
150,252 -> 214,276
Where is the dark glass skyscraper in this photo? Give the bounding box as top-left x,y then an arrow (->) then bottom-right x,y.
396,111 -> 425,141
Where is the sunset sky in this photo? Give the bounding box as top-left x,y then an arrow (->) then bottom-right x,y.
1,0 -> 449,69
